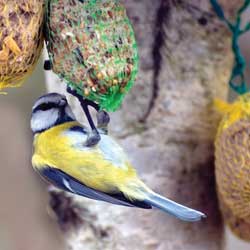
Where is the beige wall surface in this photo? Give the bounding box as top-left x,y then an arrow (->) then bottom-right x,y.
0,59 -> 64,250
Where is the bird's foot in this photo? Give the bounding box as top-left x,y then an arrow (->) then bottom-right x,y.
67,86 -> 102,144
97,110 -> 110,127
85,129 -> 101,147
96,110 -> 110,134
66,86 -> 82,99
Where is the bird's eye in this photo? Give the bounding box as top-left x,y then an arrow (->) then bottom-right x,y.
36,102 -> 57,111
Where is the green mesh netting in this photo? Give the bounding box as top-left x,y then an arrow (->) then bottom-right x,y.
210,0 -> 250,95
45,0 -> 139,111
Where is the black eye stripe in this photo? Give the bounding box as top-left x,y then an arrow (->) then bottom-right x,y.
34,102 -> 59,112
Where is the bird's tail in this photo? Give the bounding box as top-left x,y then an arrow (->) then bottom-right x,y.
144,192 -> 206,222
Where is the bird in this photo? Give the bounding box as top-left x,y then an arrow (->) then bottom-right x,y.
31,93 -> 206,222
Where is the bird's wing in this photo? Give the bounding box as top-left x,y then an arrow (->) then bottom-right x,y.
38,165 -> 151,209
34,123 -> 150,208
64,124 -> 130,169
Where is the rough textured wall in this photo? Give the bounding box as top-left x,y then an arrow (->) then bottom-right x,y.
45,1 -> 239,249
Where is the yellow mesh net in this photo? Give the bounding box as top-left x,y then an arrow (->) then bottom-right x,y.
0,0 -> 44,91
215,93 -> 250,240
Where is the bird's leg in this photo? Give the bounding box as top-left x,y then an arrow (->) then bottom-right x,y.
81,98 -> 100,112
67,88 -> 110,133
66,86 -> 83,101
67,86 -> 101,146
66,86 -> 100,111
80,100 -> 101,146
96,110 -> 110,134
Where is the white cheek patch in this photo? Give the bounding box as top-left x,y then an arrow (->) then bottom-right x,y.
31,109 -> 59,133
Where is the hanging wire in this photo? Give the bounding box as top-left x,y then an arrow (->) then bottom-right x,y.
210,0 -> 250,95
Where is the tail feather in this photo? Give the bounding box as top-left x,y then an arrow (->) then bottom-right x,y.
145,193 -> 206,222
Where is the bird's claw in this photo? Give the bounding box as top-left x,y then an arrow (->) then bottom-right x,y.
97,110 -> 110,128
66,86 -> 82,99
67,86 -> 108,141
85,130 -> 101,147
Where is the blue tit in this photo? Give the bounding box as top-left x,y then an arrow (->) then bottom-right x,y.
31,93 -> 206,222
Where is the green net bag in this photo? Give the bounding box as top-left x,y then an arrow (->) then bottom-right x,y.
0,0 -> 44,91
45,0 -> 139,111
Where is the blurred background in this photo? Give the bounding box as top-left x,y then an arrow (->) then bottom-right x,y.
0,59 -> 65,250
0,8 -> 250,250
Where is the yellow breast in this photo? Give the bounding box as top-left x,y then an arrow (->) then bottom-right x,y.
32,121 -> 138,193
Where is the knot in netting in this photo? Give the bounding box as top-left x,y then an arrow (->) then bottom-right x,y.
211,0 -> 250,95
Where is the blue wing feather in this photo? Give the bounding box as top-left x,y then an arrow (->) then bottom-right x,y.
40,166 -> 152,209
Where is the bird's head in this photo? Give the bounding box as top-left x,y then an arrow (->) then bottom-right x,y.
31,93 -> 76,133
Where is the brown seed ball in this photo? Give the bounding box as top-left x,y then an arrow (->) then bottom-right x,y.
0,0 -> 44,90
216,115 -> 250,240
45,0 -> 138,111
